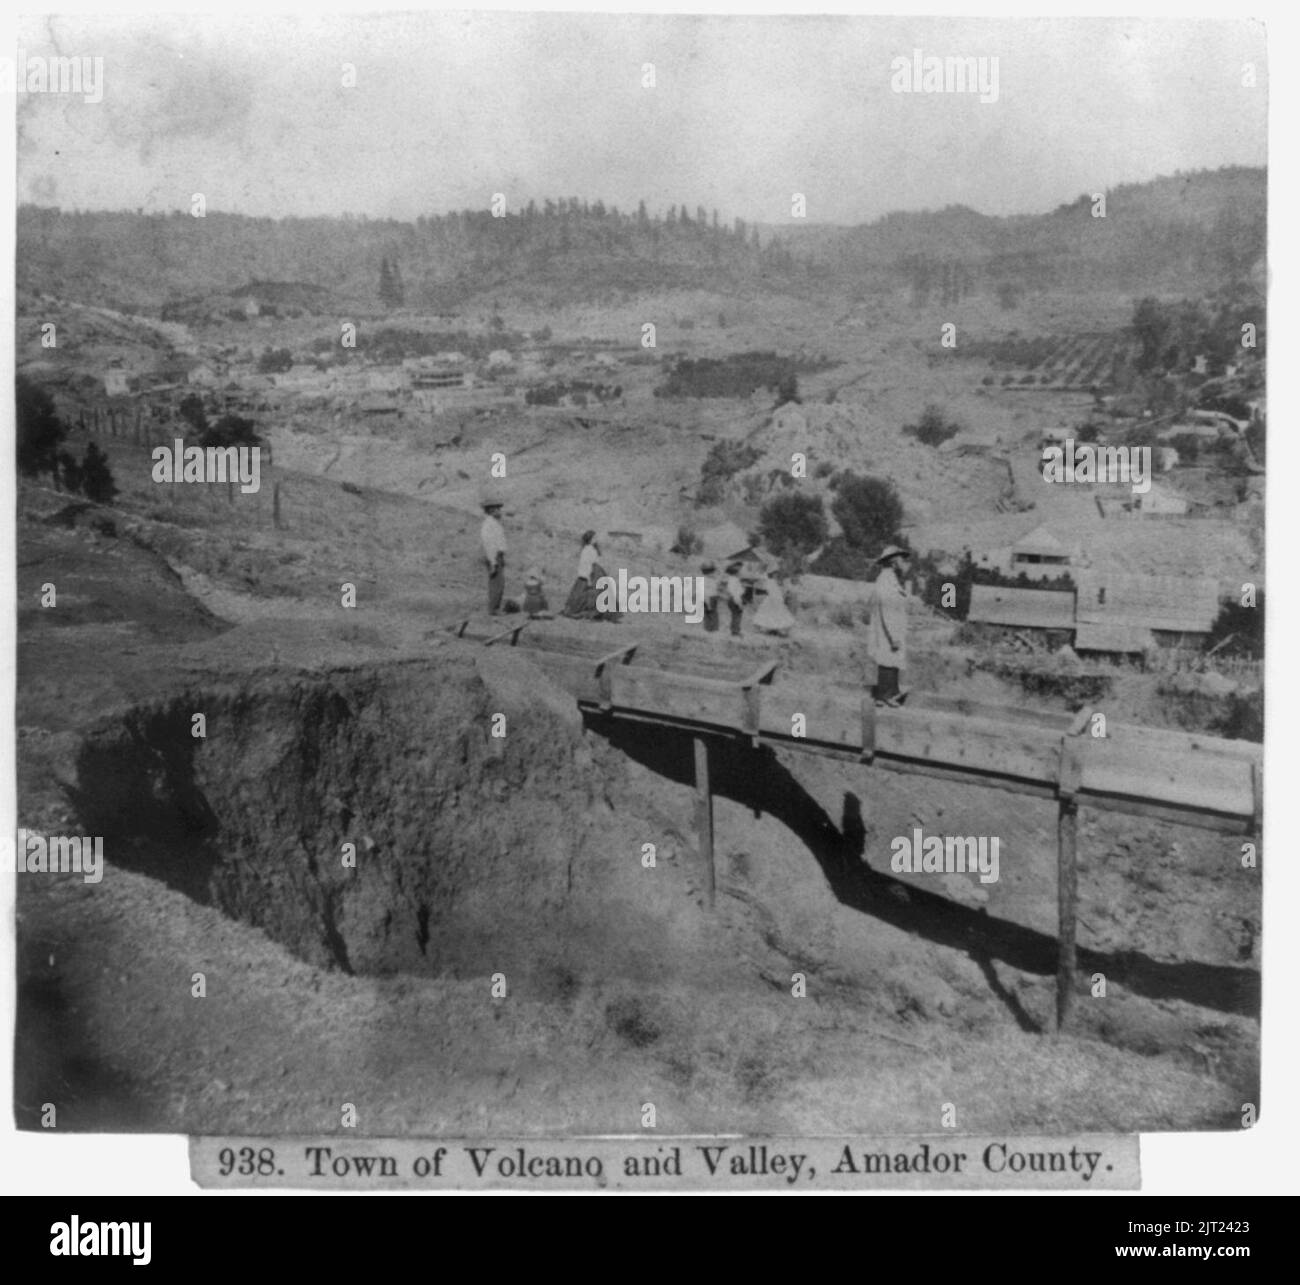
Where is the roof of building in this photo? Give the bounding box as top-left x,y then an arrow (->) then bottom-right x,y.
1012,525 -> 1073,558
700,521 -> 756,560
967,585 -> 1076,629
1074,570 -> 1218,633
1073,622 -> 1154,654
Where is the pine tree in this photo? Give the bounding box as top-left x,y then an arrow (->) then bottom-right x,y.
80,442 -> 118,504
378,254 -> 404,308
16,375 -> 66,480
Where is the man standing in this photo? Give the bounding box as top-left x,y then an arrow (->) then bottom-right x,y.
480,491 -> 507,614
867,544 -> 911,707
699,561 -> 720,632
722,560 -> 746,637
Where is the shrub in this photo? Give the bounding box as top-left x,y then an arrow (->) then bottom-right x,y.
1206,595 -> 1264,659
758,491 -> 827,561
179,393 -> 209,434
80,442 -> 118,505
1166,432 -> 1203,463
672,524 -> 703,556
904,403 -> 960,447
256,346 -> 294,374
696,439 -> 763,506
830,473 -> 904,557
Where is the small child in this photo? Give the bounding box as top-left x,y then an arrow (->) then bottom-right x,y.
522,568 -> 550,618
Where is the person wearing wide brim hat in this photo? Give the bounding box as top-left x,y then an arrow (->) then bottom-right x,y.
479,488 -> 508,614
867,543 -> 912,706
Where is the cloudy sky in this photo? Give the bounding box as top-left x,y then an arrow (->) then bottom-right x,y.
16,12 -> 1267,226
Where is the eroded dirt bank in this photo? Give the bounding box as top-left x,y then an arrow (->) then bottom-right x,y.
67,652 -> 708,982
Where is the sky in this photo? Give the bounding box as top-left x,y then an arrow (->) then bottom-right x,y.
14,12 -> 1268,226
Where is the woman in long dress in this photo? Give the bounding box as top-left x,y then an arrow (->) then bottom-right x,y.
752,574 -> 795,636
563,529 -> 615,619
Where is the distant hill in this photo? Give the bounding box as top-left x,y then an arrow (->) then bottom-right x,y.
778,167 -> 1266,301
17,167 -> 1265,316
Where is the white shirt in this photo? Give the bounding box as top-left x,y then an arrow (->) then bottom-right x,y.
480,515 -> 507,564
577,543 -> 598,582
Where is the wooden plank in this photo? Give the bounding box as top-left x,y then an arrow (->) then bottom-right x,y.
740,659 -> 779,689
1082,740 -> 1254,818
694,736 -> 715,909
738,662 -> 776,748
483,621 -> 528,647
594,643 -> 639,712
459,636 -> 1260,824
610,667 -> 750,729
915,693 -> 1073,731
1057,797 -> 1079,1032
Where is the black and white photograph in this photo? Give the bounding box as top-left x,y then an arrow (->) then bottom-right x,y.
4,7 -> 1280,1202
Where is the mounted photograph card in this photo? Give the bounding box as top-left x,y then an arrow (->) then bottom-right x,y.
8,10 -> 1266,1195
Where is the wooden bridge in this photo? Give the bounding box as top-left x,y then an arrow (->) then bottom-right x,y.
449,619 -> 1262,1031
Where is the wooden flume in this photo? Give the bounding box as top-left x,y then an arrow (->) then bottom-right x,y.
447,622 -> 1261,1031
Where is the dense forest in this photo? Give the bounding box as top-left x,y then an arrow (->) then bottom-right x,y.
17,166 -> 1266,315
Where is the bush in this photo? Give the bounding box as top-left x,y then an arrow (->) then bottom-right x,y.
256,346 -> 294,374
672,524 -> 703,556
56,449 -> 83,494
1165,432 -> 1203,463
1206,595 -> 1264,659
179,393 -> 209,434
830,473 -> 904,558
904,402 -> 960,447
696,439 -> 762,506
758,491 -> 827,561
80,442 -> 118,505
1245,416 -> 1265,465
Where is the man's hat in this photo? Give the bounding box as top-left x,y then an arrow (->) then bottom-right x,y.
700,560 -> 716,574
876,544 -> 911,564
725,560 -> 743,573
523,568 -> 543,586
480,485 -> 505,509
